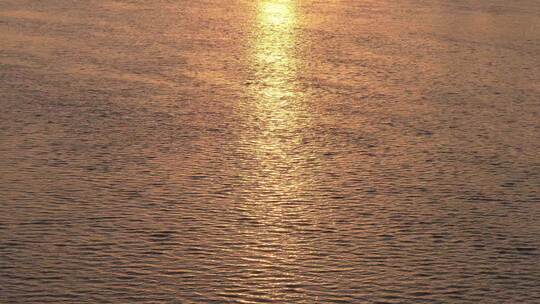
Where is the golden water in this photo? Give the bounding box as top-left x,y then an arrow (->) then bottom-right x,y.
1,0 -> 539,302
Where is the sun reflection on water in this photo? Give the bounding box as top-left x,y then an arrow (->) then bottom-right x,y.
259,1 -> 296,27
251,0 -> 307,140
231,6 -> 321,286
236,1 -> 314,288
245,0 -> 310,203
236,0 -> 316,236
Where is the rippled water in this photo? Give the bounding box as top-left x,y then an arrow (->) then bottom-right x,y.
1,0 -> 540,303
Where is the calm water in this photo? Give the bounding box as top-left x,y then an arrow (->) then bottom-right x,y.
1,0 -> 540,303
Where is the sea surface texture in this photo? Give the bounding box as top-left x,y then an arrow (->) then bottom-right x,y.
1,0 -> 539,303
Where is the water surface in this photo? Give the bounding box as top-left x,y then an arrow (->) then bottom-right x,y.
1,0 -> 539,303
